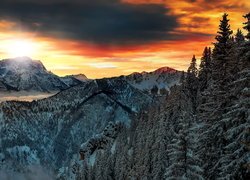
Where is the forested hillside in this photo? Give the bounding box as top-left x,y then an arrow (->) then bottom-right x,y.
74,13 -> 250,180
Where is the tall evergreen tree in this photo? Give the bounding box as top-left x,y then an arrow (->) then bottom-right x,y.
186,55 -> 199,111
198,47 -> 212,91
224,35 -> 239,77
180,71 -> 185,85
243,13 -> 250,40
186,55 -> 198,91
197,14 -> 233,179
241,12 -> 250,69
214,13 -> 233,57
187,55 -> 198,77
164,113 -> 204,180
212,13 -> 233,80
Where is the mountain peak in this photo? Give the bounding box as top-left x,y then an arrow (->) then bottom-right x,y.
0,57 -> 47,71
153,66 -> 177,74
71,74 -> 88,81
129,66 -> 177,76
0,57 -> 85,92
2,56 -> 36,63
62,73 -> 88,82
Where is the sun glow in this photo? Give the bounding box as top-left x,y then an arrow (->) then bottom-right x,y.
5,39 -> 36,57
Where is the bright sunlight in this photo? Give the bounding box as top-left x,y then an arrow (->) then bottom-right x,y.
5,39 -> 35,57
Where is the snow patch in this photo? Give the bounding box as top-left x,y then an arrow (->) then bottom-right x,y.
88,151 -> 97,167
6,145 -> 40,165
128,148 -> 133,156
111,141 -> 117,154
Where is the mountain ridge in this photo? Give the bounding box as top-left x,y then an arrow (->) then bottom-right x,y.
0,57 -> 182,96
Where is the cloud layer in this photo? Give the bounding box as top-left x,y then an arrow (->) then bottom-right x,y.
0,0 -> 178,45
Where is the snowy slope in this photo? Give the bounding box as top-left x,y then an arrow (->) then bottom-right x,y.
0,78 -> 152,176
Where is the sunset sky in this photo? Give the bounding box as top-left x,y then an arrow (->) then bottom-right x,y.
0,0 -> 249,78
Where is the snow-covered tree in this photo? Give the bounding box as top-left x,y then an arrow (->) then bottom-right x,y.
165,113 -> 204,180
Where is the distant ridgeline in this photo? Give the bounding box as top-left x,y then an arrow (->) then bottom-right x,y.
0,13 -> 249,180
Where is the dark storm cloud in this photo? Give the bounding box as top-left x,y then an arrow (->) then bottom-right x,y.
0,0 -> 178,45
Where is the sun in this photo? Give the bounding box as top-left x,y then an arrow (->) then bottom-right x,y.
6,39 -> 35,57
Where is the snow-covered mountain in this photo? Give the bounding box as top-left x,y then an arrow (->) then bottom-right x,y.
0,57 -> 86,92
119,66 -> 183,94
0,57 -> 181,95
0,78 -> 153,177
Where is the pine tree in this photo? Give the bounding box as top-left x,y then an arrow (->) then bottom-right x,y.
187,55 -> 198,77
216,69 -> 250,179
233,29 -> 245,73
212,13 -> 233,80
198,47 -> 212,91
164,124 -> 187,179
235,29 -> 245,44
224,35 -> 239,78
243,13 -> 250,40
186,55 -> 199,110
180,71 -> 185,84
197,13 -> 234,179
186,55 -> 198,91
214,13 -> 233,56
240,12 -> 250,70
164,113 -> 204,180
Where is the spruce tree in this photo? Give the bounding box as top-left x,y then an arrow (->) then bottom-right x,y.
180,71 -> 185,84
241,12 -> 250,69
187,55 -> 198,77
214,13 -> 233,56
197,13 -> 233,179
235,29 -> 245,44
186,55 -> 198,91
186,55 -> 198,110
164,114 -> 204,180
212,13 -> 233,80
224,35 -> 239,77
198,47 -> 211,91
243,13 -> 250,40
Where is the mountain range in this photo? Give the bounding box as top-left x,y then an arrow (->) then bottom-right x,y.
0,57 -> 182,95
